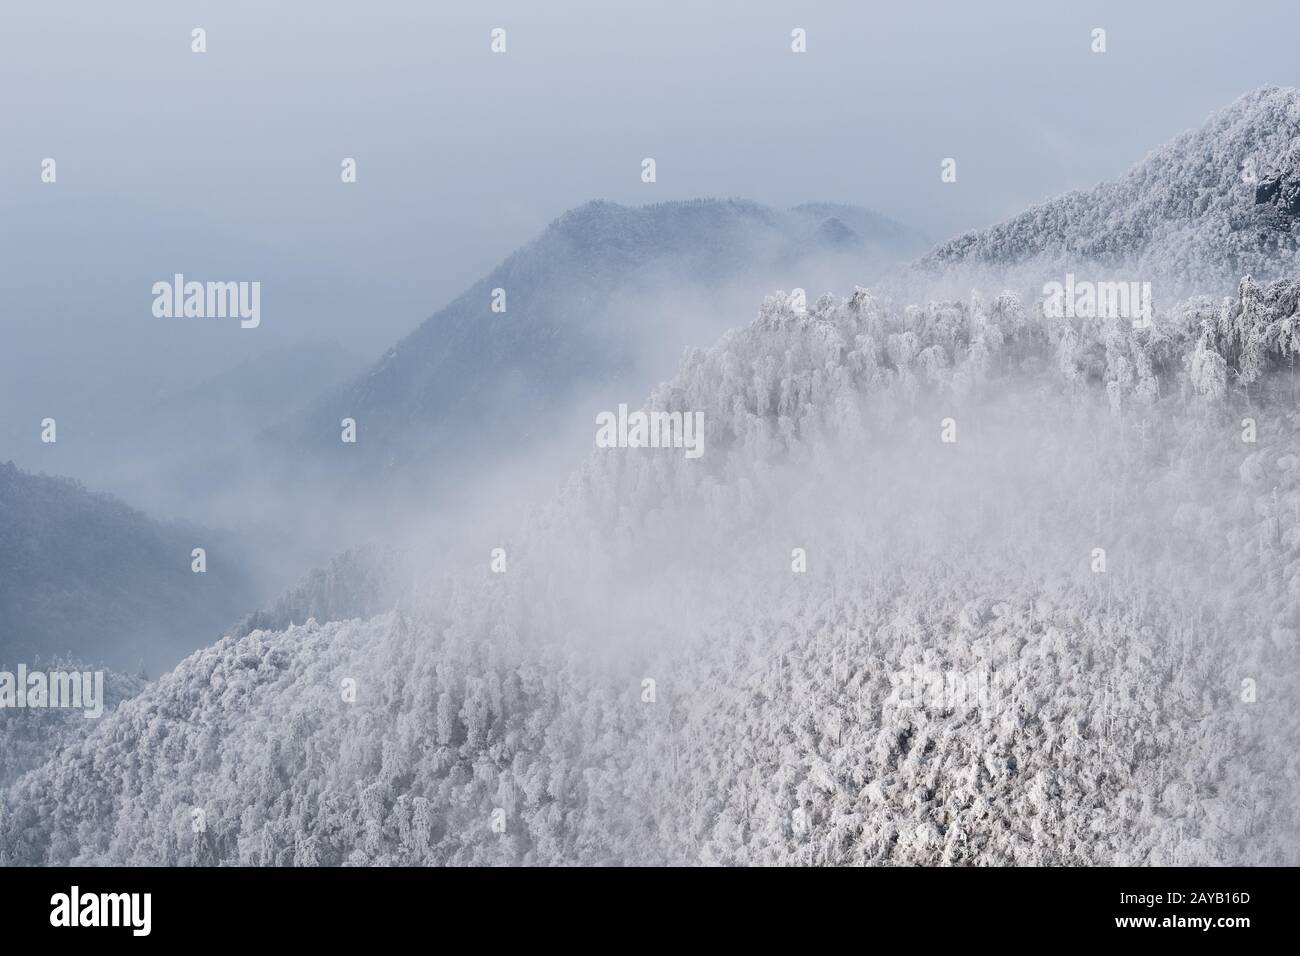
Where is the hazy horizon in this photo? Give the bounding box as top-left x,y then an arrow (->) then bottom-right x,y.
3,0 -> 1295,368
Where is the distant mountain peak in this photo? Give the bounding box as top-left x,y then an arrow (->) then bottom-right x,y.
810,215 -> 861,248
268,196 -> 928,480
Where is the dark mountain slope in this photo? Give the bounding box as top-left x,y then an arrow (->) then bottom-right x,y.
0,462 -> 258,672
265,198 -> 927,480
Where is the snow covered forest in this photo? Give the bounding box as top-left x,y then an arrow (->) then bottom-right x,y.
4,57 -> 1300,868
918,87 -> 1300,293
5,263 -> 1300,864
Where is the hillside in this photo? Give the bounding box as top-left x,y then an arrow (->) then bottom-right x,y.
0,462 -> 259,672
0,659 -> 148,790
264,199 -> 927,481
917,87 -> 1300,294
5,274 -> 1299,866
230,545 -> 408,640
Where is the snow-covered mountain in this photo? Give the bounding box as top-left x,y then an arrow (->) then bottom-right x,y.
9,93 -> 1300,869
917,87 -> 1300,294
5,269 -> 1299,865
0,659 -> 148,790
230,545 -> 408,640
263,199 -> 927,481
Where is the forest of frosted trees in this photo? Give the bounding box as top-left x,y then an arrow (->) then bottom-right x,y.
4,272 -> 1299,866
921,87 -> 1300,292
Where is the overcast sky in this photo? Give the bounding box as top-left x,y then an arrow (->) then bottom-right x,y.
1,0 -> 1296,381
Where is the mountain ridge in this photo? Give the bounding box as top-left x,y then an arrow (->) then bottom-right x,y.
262,197 -> 928,480
916,86 -> 1300,292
